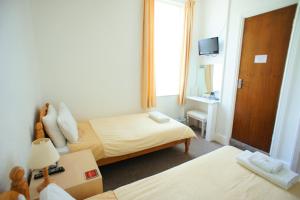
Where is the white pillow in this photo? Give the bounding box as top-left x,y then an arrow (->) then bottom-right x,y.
40,183 -> 75,200
42,104 -> 67,148
57,102 -> 78,143
148,111 -> 170,123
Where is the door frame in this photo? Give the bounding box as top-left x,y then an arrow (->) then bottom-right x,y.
226,5 -> 300,161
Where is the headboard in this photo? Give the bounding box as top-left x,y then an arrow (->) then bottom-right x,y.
0,167 -> 30,200
35,103 -> 49,140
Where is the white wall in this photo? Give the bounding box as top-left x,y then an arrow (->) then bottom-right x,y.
31,0 -> 200,120
197,0 -> 229,96
197,0 -> 229,66
281,7 -> 300,169
31,0 -> 143,120
289,27 -> 300,171
0,0 -> 41,191
292,120 -> 300,173
186,0 -> 229,120
156,96 -> 184,119
216,0 -> 299,166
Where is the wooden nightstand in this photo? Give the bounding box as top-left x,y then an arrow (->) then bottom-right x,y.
29,149 -> 103,200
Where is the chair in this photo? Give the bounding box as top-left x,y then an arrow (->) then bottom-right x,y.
187,110 -> 207,137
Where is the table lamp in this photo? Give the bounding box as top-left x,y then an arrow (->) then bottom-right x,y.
28,138 -> 60,192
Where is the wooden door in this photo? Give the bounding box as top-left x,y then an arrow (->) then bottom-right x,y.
232,5 -> 297,152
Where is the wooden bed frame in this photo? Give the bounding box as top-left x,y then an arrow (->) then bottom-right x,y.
35,103 -> 191,166
0,167 -> 30,200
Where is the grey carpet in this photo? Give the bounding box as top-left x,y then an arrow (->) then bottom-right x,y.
230,138 -> 268,154
99,129 -> 223,191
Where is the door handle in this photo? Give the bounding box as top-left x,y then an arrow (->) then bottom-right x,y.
237,78 -> 243,89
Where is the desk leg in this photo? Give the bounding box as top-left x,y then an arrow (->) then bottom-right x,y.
201,121 -> 206,138
205,104 -> 218,141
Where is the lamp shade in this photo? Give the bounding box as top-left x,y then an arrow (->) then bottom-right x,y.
28,138 -> 60,169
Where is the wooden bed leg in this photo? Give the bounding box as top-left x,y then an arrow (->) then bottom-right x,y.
185,138 -> 191,154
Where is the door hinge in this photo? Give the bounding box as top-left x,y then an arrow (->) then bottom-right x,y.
237,78 -> 243,89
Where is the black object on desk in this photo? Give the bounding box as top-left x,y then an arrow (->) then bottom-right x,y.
33,165 -> 65,180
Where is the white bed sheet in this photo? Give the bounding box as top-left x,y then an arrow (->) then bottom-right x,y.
89,113 -> 195,157
114,146 -> 300,200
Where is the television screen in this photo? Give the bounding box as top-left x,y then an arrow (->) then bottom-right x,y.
198,37 -> 219,55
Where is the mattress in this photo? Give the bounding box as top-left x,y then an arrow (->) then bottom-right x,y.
88,146 -> 300,200
89,113 -> 195,157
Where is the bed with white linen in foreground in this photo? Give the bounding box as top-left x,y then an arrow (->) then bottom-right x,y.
87,146 -> 300,200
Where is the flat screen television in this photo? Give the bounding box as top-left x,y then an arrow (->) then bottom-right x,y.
198,37 -> 219,55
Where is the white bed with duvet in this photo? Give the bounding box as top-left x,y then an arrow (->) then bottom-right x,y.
37,103 -> 196,165
84,146 -> 300,200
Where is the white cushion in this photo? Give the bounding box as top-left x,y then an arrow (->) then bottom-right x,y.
42,104 -> 66,148
40,183 -> 75,200
57,102 -> 78,143
187,110 -> 207,121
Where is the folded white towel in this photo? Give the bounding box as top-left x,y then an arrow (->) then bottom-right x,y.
249,151 -> 283,173
149,111 -> 170,123
236,150 -> 299,190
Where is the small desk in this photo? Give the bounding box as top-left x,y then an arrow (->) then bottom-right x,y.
186,96 -> 220,141
29,150 -> 103,200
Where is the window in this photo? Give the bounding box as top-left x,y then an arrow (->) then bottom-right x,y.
154,0 -> 185,96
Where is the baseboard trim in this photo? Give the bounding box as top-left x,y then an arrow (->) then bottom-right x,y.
213,132 -> 228,145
